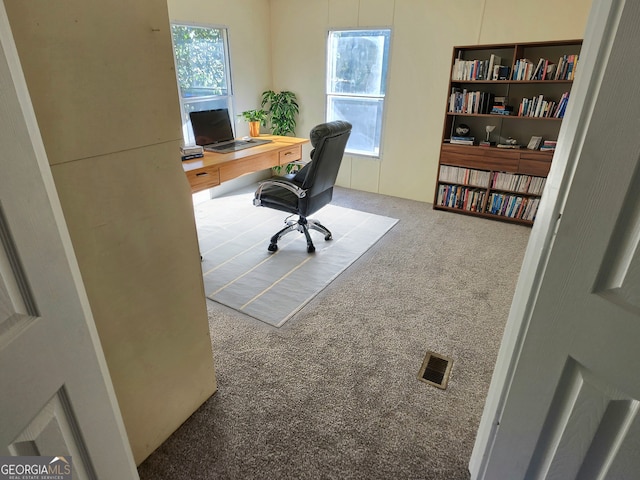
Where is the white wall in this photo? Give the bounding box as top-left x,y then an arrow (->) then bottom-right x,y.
270,0 -> 592,202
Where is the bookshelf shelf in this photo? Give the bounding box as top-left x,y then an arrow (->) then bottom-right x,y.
451,79 -> 575,85
435,205 -> 535,226
489,188 -> 542,197
435,39 -> 582,225
446,113 -> 563,121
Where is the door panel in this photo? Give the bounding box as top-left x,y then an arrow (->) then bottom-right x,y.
0,207 -> 37,345
594,164 -> 640,314
527,358 -> 639,479
9,389 -> 95,479
578,399 -> 640,479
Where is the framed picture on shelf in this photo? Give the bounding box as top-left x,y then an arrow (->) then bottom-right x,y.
527,136 -> 543,150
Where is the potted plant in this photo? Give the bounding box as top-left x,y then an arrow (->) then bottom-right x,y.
239,109 -> 268,137
261,90 -> 299,136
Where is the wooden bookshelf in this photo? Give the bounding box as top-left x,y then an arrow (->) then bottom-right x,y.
434,40 -> 582,224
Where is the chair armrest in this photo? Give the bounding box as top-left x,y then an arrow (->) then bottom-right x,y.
253,179 -> 306,206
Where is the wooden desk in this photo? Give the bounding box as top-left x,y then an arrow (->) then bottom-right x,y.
182,135 -> 309,194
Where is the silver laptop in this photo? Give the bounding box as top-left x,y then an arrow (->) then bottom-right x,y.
189,108 -> 271,153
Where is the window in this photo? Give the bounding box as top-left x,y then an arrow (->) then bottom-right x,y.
326,29 -> 391,157
171,24 -> 233,145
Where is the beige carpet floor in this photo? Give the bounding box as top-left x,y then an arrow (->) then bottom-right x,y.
139,186 -> 531,480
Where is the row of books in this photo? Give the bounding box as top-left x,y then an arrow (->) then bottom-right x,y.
448,89 -> 495,114
491,172 -> 546,195
448,90 -> 570,118
449,136 -> 474,145
553,92 -> 570,118
554,54 -> 579,81
437,184 -> 486,212
512,55 -> 579,81
491,106 -> 513,115
439,166 -> 547,196
540,140 -> 557,152
180,144 -> 204,161
451,53 -> 504,81
487,193 -> 541,221
491,96 -> 512,116
437,185 -> 542,221
452,54 -> 578,82
439,165 -> 491,187
517,92 -> 570,118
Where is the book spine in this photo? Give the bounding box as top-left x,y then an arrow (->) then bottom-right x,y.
181,153 -> 204,161
571,54 -> 579,80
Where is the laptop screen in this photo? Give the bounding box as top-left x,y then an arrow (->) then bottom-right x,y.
189,108 -> 234,146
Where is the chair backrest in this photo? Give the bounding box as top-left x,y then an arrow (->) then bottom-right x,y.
298,121 -> 351,200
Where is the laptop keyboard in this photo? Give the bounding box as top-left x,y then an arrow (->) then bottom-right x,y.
204,139 -> 272,153
208,141 -> 245,151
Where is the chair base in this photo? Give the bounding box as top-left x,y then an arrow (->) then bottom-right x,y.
268,215 -> 332,253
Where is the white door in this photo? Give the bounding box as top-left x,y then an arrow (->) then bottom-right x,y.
0,3 -> 138,479
470,0 -> 640,478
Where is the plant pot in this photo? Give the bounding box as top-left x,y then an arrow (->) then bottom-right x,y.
249,121 -> 260,137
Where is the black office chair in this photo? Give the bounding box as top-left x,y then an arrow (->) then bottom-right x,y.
253,120 -> 352,253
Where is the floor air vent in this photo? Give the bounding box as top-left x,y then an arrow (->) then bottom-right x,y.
418,351 -> 453,390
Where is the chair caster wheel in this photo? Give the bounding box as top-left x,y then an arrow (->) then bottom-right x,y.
324,234 -> 332,241
268,243 -> 278,252
307,245 -> 316,253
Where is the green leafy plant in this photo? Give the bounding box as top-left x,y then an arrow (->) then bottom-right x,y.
238,109 -> 268,126
271,162 -> 301,176
261,90 -> 299,136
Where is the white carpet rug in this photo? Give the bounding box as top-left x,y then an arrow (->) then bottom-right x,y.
195,189 -> 398,327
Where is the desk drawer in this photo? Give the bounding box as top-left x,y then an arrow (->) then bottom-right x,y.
279,145 -> 302,164
219,152 -> 278,182
186,166 -> 220,193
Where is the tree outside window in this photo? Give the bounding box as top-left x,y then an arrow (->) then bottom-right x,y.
171,24 -> 233,145
327,29 -> 391,157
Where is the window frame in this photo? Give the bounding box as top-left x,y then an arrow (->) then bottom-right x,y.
325,27 -> 392,159
170,22 -> 235,146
